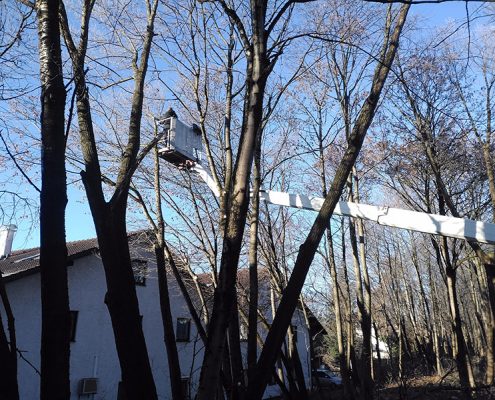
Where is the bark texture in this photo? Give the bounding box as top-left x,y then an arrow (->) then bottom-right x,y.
247,135 -> 261,381
153,143 -> 183,400
58,1 -> 160,397
37,0 -> 70,398
195,2 -> 269,397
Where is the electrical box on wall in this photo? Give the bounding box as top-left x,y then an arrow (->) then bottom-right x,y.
79,378 -> 98,395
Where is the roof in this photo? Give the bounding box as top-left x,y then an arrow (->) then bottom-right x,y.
0,238 -> 99,281
193,267 -> 325,334
1,235 -> 326,337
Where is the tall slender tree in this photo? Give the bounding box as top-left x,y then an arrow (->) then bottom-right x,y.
195,1 -> 314,397
58,0 -> 160,397
0,5 -> 34,399
246,5 -> 410,398
36,0 -> 70,399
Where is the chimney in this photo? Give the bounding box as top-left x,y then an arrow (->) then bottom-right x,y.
0,225 -> 17,259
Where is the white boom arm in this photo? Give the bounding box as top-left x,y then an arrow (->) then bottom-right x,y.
192,164 -> 495,245
192,163 -> 221,197
259,190 -> 495,245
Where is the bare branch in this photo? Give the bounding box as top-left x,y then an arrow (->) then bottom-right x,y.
198,0 -> 251,52
266,0 -> 315,37
0,130 -> 41,193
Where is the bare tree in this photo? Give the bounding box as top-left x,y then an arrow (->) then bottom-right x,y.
36,1 -> 70,399
0,4 -> 35,399
57,0 -> 160,397
246,4 -> 410,398
395,50 -> 481,391
449,35 -> 495,383
128,121 -> 184,400
193,1 -> 315,398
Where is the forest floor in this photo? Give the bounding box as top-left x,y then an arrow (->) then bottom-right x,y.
310,376 -> 495,399
378,375 -> 495,400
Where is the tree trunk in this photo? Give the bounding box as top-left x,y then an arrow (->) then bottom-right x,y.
317,104 -> 353,399
348,174 -> 373,400
428,262 -> 443,376
485,264 -> 495,385
154,244 -> 183,400
247,134 -> 262,382
353,174 -> 373,399
196,13 -> 269,396
59,1 -> 160,396
468,271 -> 487,356
435,189 -> 474,390
227,298 -> 245,399
37,1 -> 70,398
285,325 -> 307,398
373,322 -> 381,384
342,219 -> 359,388
270,285 -> 285,387
165,244 -> 207,343
150,129 -> 183,400
90,210 -> 157,399
348,216 -> 373,399
245,7 -> 410,398
398,317 -> 406,398
412,247 -> 435,373
444,254 -> 475,392
326,227 -> 354,399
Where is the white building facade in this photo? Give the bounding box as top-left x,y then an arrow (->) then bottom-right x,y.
0,237 -> 312,399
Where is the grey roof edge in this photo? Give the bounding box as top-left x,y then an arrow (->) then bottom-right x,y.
0,238 -> 99,282
0,230 -> 153,282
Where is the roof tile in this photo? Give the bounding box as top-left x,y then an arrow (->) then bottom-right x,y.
0,238 -> 99,279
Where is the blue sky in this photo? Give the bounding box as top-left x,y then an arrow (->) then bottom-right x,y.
413,1 -> 471,23
7,0 -> 490,251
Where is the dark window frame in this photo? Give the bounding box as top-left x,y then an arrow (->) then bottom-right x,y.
132,259 -> 148,286
70,310 -> 79,342
176,318 -> 191,342
180,377 -> 190,399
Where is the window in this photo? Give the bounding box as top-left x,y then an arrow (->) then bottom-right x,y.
176,318 -> 191,342
132,259 -> 148,286
180,377 -> 190,399
70,311 -> 79,342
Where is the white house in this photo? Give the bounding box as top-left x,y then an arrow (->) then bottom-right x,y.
0,234 -> 312,399
355,328 -> 390,360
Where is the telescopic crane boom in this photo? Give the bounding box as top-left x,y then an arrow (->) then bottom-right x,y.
157,113 -> 495,245
191,164 -> 495,245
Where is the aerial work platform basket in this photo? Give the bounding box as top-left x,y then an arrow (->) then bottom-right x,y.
157,109 -> 202,167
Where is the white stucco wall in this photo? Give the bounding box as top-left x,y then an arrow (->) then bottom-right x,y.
1,252 -> 312,399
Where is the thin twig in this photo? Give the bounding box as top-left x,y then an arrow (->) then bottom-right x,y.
0,130 -> 40,193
